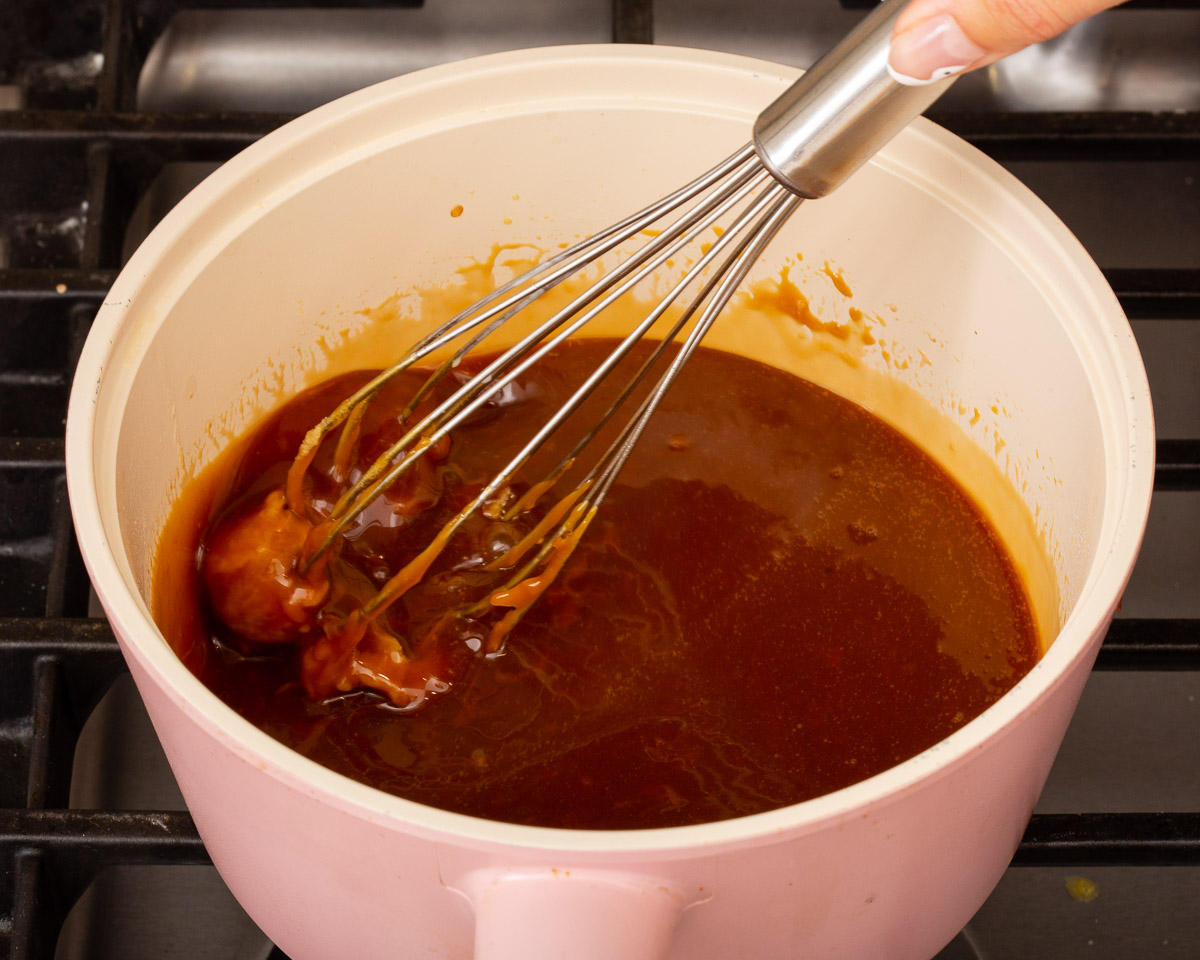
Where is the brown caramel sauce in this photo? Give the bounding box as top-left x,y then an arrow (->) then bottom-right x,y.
153,336 -> 1040,830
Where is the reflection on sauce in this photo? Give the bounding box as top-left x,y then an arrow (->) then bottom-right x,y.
152,339 -> 1039,830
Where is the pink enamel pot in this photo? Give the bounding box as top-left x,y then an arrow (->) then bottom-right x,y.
67,46 -> 1153,960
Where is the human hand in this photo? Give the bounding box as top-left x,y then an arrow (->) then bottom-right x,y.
888,0 -> 1127,83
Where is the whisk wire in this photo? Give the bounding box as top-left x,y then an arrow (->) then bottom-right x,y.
482,183 -> 802,613
285,146 -> 758,514
484,178 -> 799,529
587,188 -> 802,510
335,163 -> 769,511
303,163 -> 774,565
356,181 -> 799,633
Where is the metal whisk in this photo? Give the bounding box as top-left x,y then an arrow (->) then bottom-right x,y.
288,0 -> 956,642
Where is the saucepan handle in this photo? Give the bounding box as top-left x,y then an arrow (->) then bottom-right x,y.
456,866 -> 691,960
753,0 -> 957,199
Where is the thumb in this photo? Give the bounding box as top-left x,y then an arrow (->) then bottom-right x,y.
888,0 -> 1126,82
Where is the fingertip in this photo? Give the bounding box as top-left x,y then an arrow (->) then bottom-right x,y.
888,12 -> 987,83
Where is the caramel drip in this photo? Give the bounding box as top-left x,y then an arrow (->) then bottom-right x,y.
485,503 -> 597,652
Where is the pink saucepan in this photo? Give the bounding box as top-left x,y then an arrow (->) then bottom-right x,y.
67,46 -> 1153,960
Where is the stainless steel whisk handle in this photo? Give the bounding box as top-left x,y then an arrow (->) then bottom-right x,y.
753,0 -> 957,199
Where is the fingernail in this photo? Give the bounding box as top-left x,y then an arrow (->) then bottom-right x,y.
888,13 -> 986,85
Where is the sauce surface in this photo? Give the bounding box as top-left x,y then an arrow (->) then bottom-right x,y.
153,339 -> 1039,829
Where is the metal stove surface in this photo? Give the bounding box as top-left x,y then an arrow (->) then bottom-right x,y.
17,1 -> 1199,958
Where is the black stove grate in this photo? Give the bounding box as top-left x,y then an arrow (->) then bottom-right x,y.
2,2 -> 1198,959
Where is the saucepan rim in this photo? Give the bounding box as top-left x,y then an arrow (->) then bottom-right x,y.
65,43 -> 1154,855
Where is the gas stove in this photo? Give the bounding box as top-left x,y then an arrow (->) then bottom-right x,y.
2,2 -> 1198,958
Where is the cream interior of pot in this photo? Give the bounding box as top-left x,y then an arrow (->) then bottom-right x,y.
98,50 -> 1140,656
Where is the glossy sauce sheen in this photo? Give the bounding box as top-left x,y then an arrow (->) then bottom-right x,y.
153,340 -> 1040,829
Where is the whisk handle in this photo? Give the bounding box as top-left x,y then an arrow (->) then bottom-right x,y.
753,0 -> 957,199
